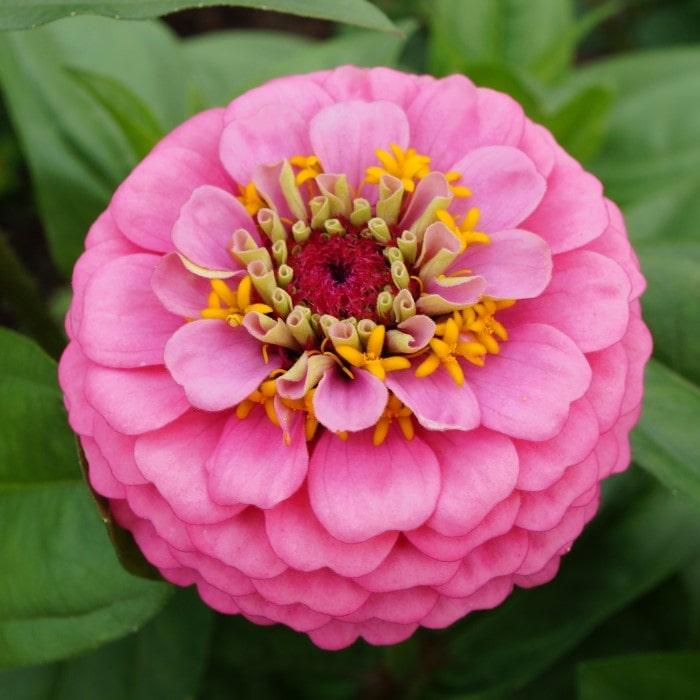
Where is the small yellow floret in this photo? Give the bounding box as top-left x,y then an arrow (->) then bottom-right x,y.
334,325 -> 411,381
200,276 -> 273,326
290,155 -> 323,185
373,394 -> 414,446
436,208 -> 490,252
236,182 -> 265,217
365,144 -> 431,193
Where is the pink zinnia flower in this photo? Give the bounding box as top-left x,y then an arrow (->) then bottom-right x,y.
59,66 -> 651,650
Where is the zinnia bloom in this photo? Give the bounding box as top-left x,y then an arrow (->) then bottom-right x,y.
59,66 -> 651,650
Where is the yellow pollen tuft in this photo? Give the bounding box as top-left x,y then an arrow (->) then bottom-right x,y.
436,208 -> 490,252
373,394 -> 414,446
236,182 -> 265,217
290,155 -> 323,185
365,144 -> 431,192
445,171 -> 472,198
200,276 -> 273,326
334,325 -> 411,382
236,378 -> 279,426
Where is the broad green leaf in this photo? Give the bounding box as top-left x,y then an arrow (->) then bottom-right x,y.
0,588 -> 214,699
631,360 -> 700,515
577,651 -> 700,700
428,0 -> 574,79
636,243 -> 700,385
581,47 -> 700,205
66,67 -> 165,161
429,480 -> 700,696
0,329 -> 170,668
185,25 -> 409,109
0,0 -> 398,33
0,18 -> 185,277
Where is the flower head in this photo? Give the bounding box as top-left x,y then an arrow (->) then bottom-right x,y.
59,67 -> 651,650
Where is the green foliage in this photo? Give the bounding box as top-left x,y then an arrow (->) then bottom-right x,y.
0,0 -> 398,33
0,329 -> 171,669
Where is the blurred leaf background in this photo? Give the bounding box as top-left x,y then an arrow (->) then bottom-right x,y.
1,0 -> 699,697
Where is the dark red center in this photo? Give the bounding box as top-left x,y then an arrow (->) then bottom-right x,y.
286,225 -> 396,322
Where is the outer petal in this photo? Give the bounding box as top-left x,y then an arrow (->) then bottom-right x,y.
505,250 -> 631,353
84,365 -> 190,435
206,407 -> 308,509
79,254 -> 182,368
151,252 -> 212,318
521,159 -> 609,254
318,65 -> 427,106
450,146 -> 546,231
308,428 -> 441,543
467,323 -> 592,440
265,488 -> 397,577
134,410 -> 242,525
172,185 -> 254,272
313,366 -> 387,433
456,229 -> 552,300
59,342 -> 96,435
421,428 -> 519,537
111,147 -> 231,252
309,101 -> 410,189
385,365 -> 481,431
340,587 -> 439,625
164,320 -> 281,411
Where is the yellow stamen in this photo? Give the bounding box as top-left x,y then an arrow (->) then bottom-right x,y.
365,144 -> 431,192
335,325 -> 411,382
290,155 -> 323,185
436,208 -> 490,252
373,394 -> 414,446
236,182 -> 265,217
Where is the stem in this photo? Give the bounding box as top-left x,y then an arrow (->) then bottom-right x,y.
0,229 -> 66,358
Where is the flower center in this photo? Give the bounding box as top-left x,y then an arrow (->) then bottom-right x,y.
285,225 -> 397,322
192,145 -> 518,444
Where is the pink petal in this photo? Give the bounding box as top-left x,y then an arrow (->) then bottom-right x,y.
517,506 -> 587,576
308,620 -> 360,650
435,528 -> 529,597
385,366 -> 481,431
518,121 -> 556,178
164,320 -> 280,411
313,366 -> 387,433
421,578 -> 513,628
252,568 -> 370,617
152,108 -> 225,160
235,593 -> 331,632
620,311 -> 652,415
125,483 -> 194,552
172,185 -> 254,271
474,87 -> 526,147
340,587 -> 438,625
151,252 -> 212,318
134,410 -> 243,525
506,250 -> 631,353
515,452 -> 600,531
79,254 -> 182,368
111,147 -> 231,253
358,620 -> 418,647
220,105 -> 311,185
353,538 -> 461,593
309,101 -> 410,189
224,75 -> 332,123
85,365 -> 189,435
195,582 -> 242,615
84,209 -> 133,249
457,229 -> 552,300
265,488 -> 397,577
421,428 -> 519,537
91,415 -> 146,485
186,508 -> 288,579
308,428 -> 441,543
81,436 -> 126,499
585,343 -> 628,432
319,65 -> 427,106
406,493 -> 521,561
168,549 -> 255,596
58,342 -> 95,435
406,74 -> 478,171
512,556 -> 561,589
515,397 -> 600,491
467,323 -> 592,441
206,407 -> 308,509
521,160 -> 609,254
450,146 -> 546,232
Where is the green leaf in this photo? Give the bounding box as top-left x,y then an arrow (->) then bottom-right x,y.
582,47 -> 700,206
636,242 -> 700,385
0,17 -> 185,277
0,328 -> 170,669
66,67 -> 165,161
429,479 -> 700,696
631,360 -> 700,516
0,0 -> 398,33
428,0 -> 574,79
0,588 -> 214,699
577,651 -> 700,700
184,25 -> 409,109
